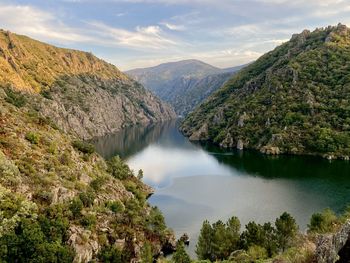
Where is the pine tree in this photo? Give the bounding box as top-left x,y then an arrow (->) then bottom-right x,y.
275,212 -> 298,251
195,220 -> 213,260
172,242 -> 191,263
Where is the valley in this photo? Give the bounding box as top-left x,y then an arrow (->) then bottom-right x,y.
0,7 -> 350,262
127,60 -> 245,116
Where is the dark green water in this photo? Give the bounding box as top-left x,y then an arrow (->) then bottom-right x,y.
92,120 -> 350,256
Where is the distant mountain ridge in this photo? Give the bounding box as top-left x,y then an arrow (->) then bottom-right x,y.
0,29 -> 175,139
127,60 -> 246,116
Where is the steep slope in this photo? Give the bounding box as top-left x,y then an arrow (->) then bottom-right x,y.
127,60 -> 244,115
171,72 -> 234,116
0,87 -> 175,262
181,24 -> 350,159
0,30 -> 176,139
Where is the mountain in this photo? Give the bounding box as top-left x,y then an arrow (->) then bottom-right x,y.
127,60 -> 245,116
0,30 -> 176,262
0,29 -> 176,139
181,24 -> 350,159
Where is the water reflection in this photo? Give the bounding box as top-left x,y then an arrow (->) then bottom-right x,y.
93,120 -> 350,256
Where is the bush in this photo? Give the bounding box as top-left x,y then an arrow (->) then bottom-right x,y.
105,200 -> 124,213
90,176 -> 107,191
25,132 -> 40,144
72,140 -> 95,154
98,245 -> 123,263
80,214 -> 97,229
41,90 -> 53,100
69,197 -> 83,218
107,156 -> 133,180
4,88 -> 27,108
308,208 -> 339,233
79,191 -> 95,207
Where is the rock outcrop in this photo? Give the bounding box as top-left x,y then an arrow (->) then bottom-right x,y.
316,220 -> 350,263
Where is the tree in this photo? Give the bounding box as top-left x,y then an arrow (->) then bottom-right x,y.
196,220 -> 213,260
262,222 -> 278,257
141,241 -> 153,263
275,212 -> 298,251
0,218 -> 74,263
240,222 -> 266,250
212,220 -> 230,260
172,242 -> 191,263
226,216 -> 241,252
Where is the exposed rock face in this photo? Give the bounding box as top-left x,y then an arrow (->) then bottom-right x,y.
68,226 -> 99,263
37,75 -> 175,139
260,146 -> 281,155
0,30 -> 176,139
237,139 -> 244,150
188,123 -> 209,141
316,220 -> 350,263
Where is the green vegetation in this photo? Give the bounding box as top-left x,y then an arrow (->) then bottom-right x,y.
107,155 -> 133,180
25,132 -> 40,144
182,24 -> 350,159
4,88 -> 27,108
308,208 -> 339,234
72,140 -> 95,154
196,213 -> 297,261
173,242 -> 191,263
192,207 -> 350,263
0,85 -> 174,262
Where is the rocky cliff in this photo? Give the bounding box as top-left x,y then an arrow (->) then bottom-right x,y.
0,30 -> 176,139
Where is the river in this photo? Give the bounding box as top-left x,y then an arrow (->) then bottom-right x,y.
92,120 -> 350,256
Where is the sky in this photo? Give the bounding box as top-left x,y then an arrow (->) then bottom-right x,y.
0,0 -> 350,70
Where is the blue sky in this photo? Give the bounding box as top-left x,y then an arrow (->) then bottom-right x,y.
0,0 -> 350,70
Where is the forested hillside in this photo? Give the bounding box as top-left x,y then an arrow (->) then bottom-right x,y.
182,24 -> 350,159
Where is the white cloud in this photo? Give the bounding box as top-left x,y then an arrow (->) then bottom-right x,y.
0,3 -> 182,51
0,4 -> 93,43
161,22 -> 186,31
87,22 -> 180,49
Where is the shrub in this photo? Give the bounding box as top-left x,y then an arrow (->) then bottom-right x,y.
69,197 -> 83,218
4,88 -> 27,108
98,245 -> 123,263
105,200 -> 124,213
40,90 -> 53,100
25,132 -> 40,144
107,156 -> 133,180
80,214 -> 97,229
79,191 -> 96,207
72,140 -> 95,154
308,208 -> 339,233
90,176 -> 107,191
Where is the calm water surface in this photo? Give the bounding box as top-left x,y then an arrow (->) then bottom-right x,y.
92,120 -> 350,256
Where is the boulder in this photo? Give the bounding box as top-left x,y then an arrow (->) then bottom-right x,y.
316,220 -> 350,263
